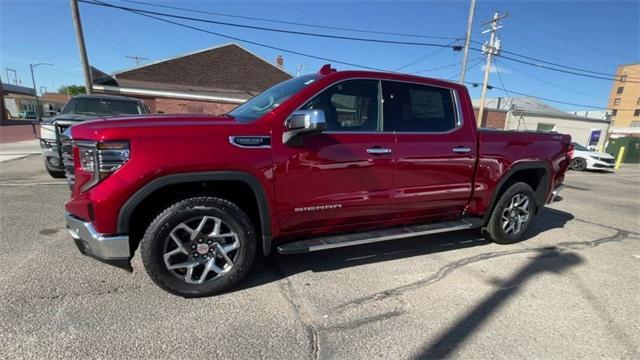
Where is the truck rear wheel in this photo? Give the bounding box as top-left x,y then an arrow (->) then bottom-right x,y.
140,196 -> 256,297
482,182 -> 536,245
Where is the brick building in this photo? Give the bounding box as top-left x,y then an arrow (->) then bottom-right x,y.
607,63 -> 640,129
92,43 -> 292,114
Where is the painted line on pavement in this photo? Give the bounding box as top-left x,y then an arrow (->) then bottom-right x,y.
0,181 -> 67,186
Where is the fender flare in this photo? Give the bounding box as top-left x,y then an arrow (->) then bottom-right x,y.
117,171 -> 273,255
482,161 -> 551,222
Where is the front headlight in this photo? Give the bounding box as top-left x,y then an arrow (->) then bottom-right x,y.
75,140 -> 130,191
40,139 -> 57,149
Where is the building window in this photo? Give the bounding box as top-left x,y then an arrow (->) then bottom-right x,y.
611,109 -> 618,116
614,98 -> 621,105
637,97 -> 640,105
537,123 -> 556,132
631,121 -> 640,127
620,75 -> 627,82
617,87 -> 624,94
634,109 -> 640,117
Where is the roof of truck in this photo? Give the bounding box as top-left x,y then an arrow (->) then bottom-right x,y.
71,94 -> 144,102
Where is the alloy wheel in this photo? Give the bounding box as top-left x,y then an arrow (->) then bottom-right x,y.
163,216 -> 240,284
501,193 -> 531,235
572,158 -> 586,171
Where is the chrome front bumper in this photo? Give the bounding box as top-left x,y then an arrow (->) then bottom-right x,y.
65,212 -> 132,271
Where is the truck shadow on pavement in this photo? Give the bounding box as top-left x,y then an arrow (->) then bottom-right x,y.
412,249 -> 583,359
234,207 -> 575,292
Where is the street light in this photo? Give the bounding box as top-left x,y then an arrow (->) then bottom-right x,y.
30,62 -> 53,121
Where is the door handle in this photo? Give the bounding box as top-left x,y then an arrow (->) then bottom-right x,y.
452,146 -> 472,153
366,147 -> 392,155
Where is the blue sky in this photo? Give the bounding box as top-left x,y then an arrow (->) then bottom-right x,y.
1,0 -> 638,111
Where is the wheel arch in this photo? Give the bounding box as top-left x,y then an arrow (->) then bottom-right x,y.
483,161 -> 551,222
117,171 -> 273,256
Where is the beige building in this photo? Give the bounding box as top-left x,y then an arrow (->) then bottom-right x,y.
608,63 -> 640,128
472,97 -> 611,148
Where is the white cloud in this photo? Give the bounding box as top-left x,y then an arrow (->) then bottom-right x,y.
481,64 -> 510,74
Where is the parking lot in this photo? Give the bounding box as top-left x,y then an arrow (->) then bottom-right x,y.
1,154 -> 639,359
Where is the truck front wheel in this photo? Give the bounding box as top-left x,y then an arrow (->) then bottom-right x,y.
140,196 -> 256,297
482,182 -> 536,244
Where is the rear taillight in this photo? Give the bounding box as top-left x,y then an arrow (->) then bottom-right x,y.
75,140 -> 130,191
567,143 -> 574,160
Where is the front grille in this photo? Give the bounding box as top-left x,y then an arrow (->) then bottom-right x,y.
61,137 -> 75,188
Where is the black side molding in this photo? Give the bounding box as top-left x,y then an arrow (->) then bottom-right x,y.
482,161 -> 551,222
117,171 -> 273,256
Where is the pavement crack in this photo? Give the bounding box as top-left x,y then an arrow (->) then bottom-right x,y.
332,230 -> 636,316
6,285 -> 144,304
272,261 -> 320,360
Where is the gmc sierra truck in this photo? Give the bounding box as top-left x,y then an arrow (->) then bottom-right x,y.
63,65 -> 571,297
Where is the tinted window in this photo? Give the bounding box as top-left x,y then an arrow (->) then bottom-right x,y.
62,98 -> 143,115
302,80 -> 379,132
382,81 -> 457,132
230,74 -> 318,122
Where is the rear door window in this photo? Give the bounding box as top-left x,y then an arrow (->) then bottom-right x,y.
382,81 -> 458,132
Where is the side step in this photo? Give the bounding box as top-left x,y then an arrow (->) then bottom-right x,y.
276,217 -> 484,255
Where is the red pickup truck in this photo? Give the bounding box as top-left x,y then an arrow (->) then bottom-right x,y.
63,65 -> 571,297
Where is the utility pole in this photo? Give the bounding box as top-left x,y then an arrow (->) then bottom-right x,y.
5,68 -> 17,85
30,63 -> 53,121
459,0 -> 476,84
296,64 -> 307,77
476,12 -> 507,127
125,55 -> 148,66
70,0 -> 93,94
0,76 -> 6,121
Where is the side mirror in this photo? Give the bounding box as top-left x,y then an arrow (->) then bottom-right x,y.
283,109 -> 326,146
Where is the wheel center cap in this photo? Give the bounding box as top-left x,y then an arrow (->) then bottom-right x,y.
196,243 -> 210,255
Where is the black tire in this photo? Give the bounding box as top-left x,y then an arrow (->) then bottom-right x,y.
570,157 -> 587,171
482,182 -> 536,245
47,167 -> 66,178
140,196 -> 256,297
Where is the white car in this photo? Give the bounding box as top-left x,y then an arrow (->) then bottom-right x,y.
570,142 -> 615,171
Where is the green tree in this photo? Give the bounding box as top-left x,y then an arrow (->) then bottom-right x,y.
58,85 -> 86,96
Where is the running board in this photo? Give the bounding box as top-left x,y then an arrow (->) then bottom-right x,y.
276,217 -> 484,255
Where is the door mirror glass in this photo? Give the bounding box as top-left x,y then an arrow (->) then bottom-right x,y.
283,109 -> 326,146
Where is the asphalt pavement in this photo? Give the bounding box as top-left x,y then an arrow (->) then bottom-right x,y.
1,155 -> 638,359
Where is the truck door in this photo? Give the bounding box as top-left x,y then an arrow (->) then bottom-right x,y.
382,80 -> 476,222
272,79 -> 395,235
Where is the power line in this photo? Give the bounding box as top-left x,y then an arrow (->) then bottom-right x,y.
87,4 -> 134,52
120,0 -> 463,42
83,0 -> 627,112
393,42 -> 457,72
489,52 -> 640,84
465,81 -> 626,110
447,57 -> 483,80
80,0 -> 462,50
497,59 -> 609,100
493,60 -> 515,112
83,0 -> 387,71
88,1 -> 637,84
499,48 -> 640,80
413,62 -> 461,74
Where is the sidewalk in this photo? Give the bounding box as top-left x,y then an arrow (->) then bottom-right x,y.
0,140 -> 40,163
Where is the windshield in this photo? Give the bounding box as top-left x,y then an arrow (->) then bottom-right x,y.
229,74 -> 318,122
61,97 -> 145,115
572,142 -> 590,151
